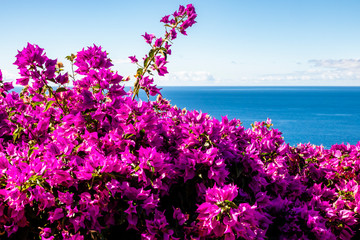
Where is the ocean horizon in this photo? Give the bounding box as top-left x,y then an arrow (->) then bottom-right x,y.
11,86 -> 360,148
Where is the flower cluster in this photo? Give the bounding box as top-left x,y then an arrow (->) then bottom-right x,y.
1,4 -> 360,240
13,43 -> 68,91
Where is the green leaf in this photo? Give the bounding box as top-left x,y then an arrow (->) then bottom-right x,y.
124,133 -> 134,139
137,68 -> 143,76
32,101 -> 43,107
66,53 -> 76,62
144,57 -> 150,67
160,51 -> 167,60
225,200 -> 238,209
13,126 -> 24,142
149,49 -> 155,58
44,100 -> 55,112
28,146 -> 39,157
73,144 -> 81,153
160,47 -> 168,59
56,87 -> 68,93
8,111 -> 16,117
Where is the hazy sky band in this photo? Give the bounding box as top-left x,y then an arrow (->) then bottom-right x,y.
1,0 -> 359,86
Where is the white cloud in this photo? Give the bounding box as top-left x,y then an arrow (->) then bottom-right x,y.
157,71 -> 217,86
258,59 -> 360,85
1,69 -> 18,82
308,59 -> 360,69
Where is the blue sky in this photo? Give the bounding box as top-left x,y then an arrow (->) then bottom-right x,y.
1,0 -> 360,86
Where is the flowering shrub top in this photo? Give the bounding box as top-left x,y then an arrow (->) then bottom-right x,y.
1,4 -> 360,240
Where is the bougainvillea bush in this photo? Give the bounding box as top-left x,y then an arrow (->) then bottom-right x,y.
1,4 -> 360,240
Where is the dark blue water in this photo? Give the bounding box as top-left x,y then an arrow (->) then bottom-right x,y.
159,87 -> 360,148
11,86 -> 360,148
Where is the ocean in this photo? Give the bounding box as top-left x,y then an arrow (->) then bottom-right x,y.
10,86 -> 360,148
159,86 -> 360,148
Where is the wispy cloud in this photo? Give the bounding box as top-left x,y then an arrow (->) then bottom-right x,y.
158,71 -> 217,86
308,59 -> 360,69
258,59 -> 360,85
1,69 -> 18,82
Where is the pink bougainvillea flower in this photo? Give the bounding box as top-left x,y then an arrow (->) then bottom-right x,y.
40,228 -> 54,240
129,55 -> 138,63
160,15 -> 170,24
170,28 -> 177,40
14,43 -> 47,68
154,55 -> 168,76
48,208 -> 64,223
74,44 -> 113,74
173,207 -> 189,225
164,41 -> 172,55
154,37 -> 163,48
15,77 -> 29,86
124,201 -> 138,230
142,32 -> 155,44
3,82 -> 13,91
139,76 -> 154,88
177,5 -> 186,15
55,72 -> 69,85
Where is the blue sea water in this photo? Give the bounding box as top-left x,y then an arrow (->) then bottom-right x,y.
158,86 -> 360,148
10,86 -> 360,148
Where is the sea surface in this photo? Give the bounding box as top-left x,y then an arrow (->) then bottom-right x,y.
11,86 -> 360,148
158,86 -> 360,148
